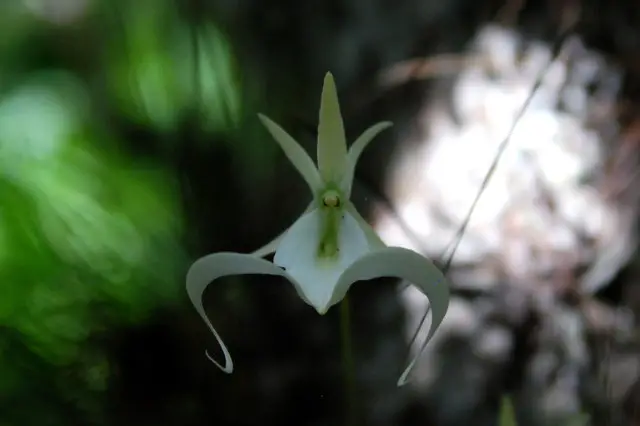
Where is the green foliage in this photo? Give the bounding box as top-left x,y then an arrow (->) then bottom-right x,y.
106,0 -> 242,134
499,395 -> 518,426
0,70 -> 185,423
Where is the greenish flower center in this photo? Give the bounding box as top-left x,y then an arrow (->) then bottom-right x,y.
317,188 -> 343,259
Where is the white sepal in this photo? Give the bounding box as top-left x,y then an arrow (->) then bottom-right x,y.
331,247 -> 450,386
317,72 -> 348,184
258,113 -> 323,193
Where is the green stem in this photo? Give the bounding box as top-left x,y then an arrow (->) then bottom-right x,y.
340,294 -> 357,426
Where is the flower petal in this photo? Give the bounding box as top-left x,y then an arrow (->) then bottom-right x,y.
186,252 -> 292,373
341,121 -> 393,196
250,233 -> 284,258
250,202 -> 315,258
332,247 -> 450,386
317,72 -> 347,184
258,113 -> 323,192
345,201 -> 386,250
273,208 -> 369,313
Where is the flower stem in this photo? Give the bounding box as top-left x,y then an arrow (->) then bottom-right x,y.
340,294 -> 357,426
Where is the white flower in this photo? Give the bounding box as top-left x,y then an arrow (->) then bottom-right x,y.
187,72 -> 450,386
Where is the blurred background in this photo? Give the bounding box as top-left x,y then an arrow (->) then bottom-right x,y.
0,0 -> 639,425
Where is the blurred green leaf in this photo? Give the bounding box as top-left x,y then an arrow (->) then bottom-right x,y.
0,70 -> 184,384
0,3 -> 35,66
189,23 -> 243,132
107,0 -> 184,132
499,395 -> 518,426
107,1 -> 242,135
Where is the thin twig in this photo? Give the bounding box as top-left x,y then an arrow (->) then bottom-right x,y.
405,22 -> 578,362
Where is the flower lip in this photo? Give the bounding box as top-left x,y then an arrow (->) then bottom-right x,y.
273,208 -> 370,311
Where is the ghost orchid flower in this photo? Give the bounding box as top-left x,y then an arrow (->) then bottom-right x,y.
187,72 -> 450,386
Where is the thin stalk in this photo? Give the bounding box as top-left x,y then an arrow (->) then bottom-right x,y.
340,294 -> 357,426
